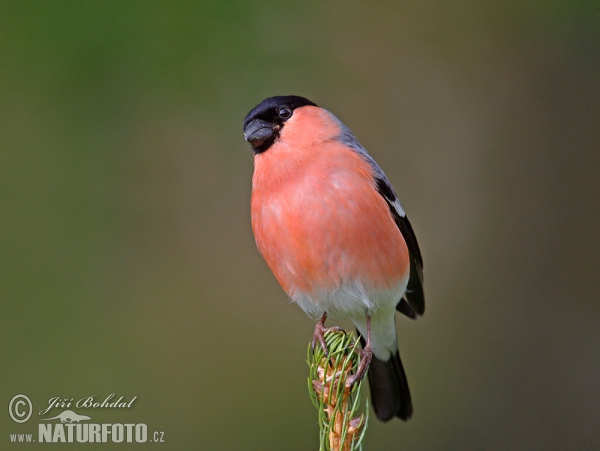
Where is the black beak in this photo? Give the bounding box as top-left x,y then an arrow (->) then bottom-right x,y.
244,119 -> 274,151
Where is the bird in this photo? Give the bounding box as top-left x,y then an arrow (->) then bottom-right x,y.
243,95 -> 424,422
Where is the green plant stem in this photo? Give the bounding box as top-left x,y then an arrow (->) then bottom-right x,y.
308,329 -> 369,451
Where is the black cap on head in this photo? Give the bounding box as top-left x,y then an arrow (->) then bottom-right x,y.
243,95 -> 317,153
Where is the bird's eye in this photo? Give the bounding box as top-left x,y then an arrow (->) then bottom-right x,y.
278,107 -> 292,119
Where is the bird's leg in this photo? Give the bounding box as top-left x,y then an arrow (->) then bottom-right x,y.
348,314 -> 373,386
311,312 -> 343,356
311,312 -> 329,354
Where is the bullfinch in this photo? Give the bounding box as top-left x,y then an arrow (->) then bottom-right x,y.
243,95 -> 424,422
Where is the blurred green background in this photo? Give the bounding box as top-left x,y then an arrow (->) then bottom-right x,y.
1,1 -> 599,449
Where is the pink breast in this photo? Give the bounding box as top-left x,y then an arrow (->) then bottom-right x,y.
252,137 -> 409,298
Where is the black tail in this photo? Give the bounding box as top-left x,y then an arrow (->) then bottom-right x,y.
359,334 -> 413,422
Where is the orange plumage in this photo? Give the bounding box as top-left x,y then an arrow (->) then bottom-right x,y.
252,106 -> 409,300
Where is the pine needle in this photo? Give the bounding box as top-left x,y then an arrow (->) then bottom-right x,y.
307,328 -> 369,451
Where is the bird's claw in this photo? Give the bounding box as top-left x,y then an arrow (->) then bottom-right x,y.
311,316 -> 342,357
346,344 -> 373,388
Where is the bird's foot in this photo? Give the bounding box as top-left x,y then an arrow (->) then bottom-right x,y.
311,314 -> 343,357
346,343 -> 373,387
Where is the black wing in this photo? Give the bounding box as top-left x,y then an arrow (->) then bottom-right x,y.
375,178 -> 425,318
